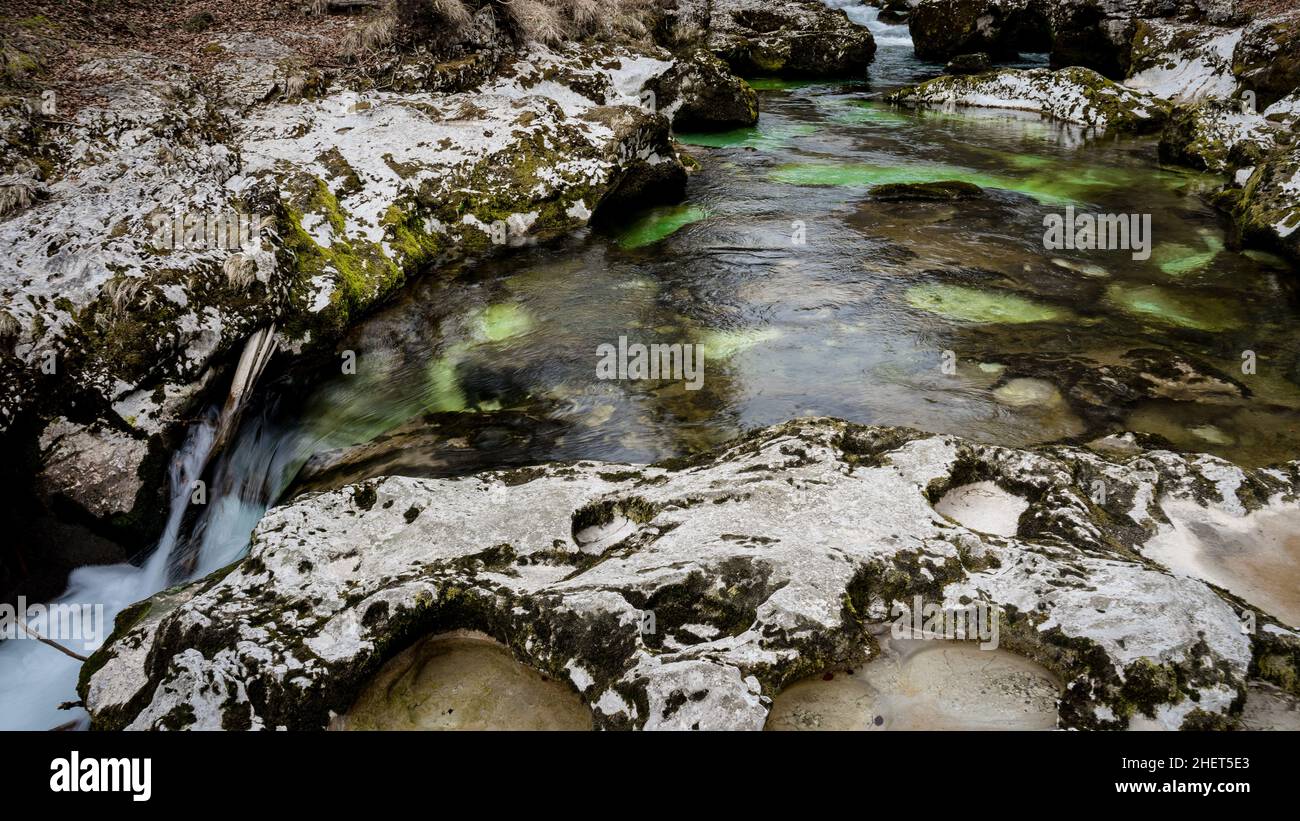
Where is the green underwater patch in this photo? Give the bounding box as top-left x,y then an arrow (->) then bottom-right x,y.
697,326 -> 782,360
746,77 -> 859,92
472,302 -> 534,343
904,284 -> 1069,324
616,204 -> 710,249
1152,234 -> 1225,277
772,162 -> 1079,204
676,122 -> 816,150
1104,284 -> 1242,332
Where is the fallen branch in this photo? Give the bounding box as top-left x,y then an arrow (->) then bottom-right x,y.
16,619 -> 90,662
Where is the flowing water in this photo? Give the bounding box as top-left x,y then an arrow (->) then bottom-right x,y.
5,3 -> 1300,729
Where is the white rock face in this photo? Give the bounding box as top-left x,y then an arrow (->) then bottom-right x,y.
1126,21 -> 1241,103
887,67 -> 1169,134
82,419 -> 1300,731
0,38 -> 684,445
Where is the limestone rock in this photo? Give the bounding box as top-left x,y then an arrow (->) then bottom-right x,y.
887,66 -> 1171,134
38,418 -> 149,521
651,49 -> 759,131
82,418 -> 1300,731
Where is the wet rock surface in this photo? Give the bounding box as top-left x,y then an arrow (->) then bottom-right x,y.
82,418 -> 1300,730
0,37 -> 710,542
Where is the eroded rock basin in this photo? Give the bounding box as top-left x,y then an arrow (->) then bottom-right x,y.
331,631 -> 592,731
766,638 -> 1062,731
1144,500 -> 1300,628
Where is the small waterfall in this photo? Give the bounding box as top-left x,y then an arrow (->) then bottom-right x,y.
0,413 -> 219,729
0,328 -> 277,730
824,1 -> 915,48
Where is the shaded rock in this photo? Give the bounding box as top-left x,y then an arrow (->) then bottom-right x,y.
909,0 -> 1050,62
82,418 -> 1299,730
651,48 -> 759,130
888,66 -> 1171,134
877,0 -> 917,25
1232,10 -> 1300,110
703,0 -> 877,77
37,418 -> 149,521
868,180 -> 985,200
945,52 -> 993,75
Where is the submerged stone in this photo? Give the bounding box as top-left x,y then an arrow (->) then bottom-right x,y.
868,180 -> 985,201
1153,236 -> 1223,277
472,303 -> 534,343
904,283 -> 1068,324
697,326 -> 782,359
992,377 -> 1065,409
616,204 -> 710,249
1104,284 -> 1242,332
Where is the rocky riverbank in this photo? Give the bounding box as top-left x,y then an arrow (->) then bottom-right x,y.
0,0 -> 873,600
895,0 -> 1300,262
81,418 -> 1300,730
4,1 -> 1300,731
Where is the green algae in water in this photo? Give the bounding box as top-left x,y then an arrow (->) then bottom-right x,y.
424,346 -> 470,413
472,302 -> 534,342
746,77 -> 854,91
772,162 -> 1075,205
1105,284 -> 1242,332
698,327 -> 782,359
1153,235 -> 1224,277
617,204 -> 709,249
905,284 -> 1069,324
676,122 -> 816,150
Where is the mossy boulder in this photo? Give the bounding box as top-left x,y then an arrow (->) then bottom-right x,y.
1158,99 -> 1275,172
1233,148 -> 1300,262
650,49 -> 758,131
704,0 -> 877,77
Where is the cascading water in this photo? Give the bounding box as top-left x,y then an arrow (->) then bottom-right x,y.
823,1 -> 915,47
0,411 -> 218,729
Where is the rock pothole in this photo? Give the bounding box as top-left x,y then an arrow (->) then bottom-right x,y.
934,480 -> 1029,537
330,630 -> 593,731
766,637 -> 1062,731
